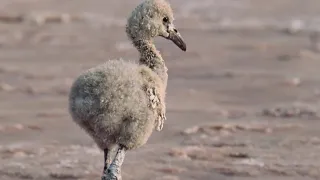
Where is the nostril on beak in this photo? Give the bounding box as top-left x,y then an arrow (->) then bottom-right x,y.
173,28 -> 178,33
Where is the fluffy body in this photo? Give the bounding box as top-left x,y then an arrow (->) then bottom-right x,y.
69,60 -> 165,150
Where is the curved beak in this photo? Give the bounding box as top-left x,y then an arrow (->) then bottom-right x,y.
166,24 -> 187,51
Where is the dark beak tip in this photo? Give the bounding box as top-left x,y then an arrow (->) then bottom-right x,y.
177,40 -> 187,51
180,43 -> 187,51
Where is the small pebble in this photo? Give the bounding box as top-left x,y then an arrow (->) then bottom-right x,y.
181,126 -> 199,135
168,149 -> 189,159
228,152 -> 250,159
0,83 -> 15,92
158,167 -> 184,174
286,19 -> 304,34
284,77 -> 301,86
13,151 -> 28,158
13,124 -> 24,130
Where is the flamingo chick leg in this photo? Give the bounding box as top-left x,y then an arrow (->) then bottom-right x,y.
103,145 -> 126,180
101,148 -> 112,180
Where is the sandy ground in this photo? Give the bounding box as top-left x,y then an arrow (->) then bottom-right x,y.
1,0 -> 320,179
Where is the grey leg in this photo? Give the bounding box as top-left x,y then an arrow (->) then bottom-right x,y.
102,145 -> 126,180
102,149 -> 111,174
102,148 -> 110,180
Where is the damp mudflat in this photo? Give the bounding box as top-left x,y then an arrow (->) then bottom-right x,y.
1,0 -> 320,179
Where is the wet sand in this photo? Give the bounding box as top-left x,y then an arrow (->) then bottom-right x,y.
1,0 -> 320,179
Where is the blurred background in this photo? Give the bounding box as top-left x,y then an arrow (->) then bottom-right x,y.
1,0 -> 320,179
